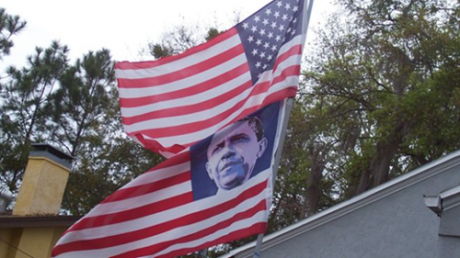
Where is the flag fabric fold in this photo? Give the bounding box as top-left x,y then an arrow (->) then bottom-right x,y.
53,101 -> 286,258
115,0 -> 308,157
54,0 -> 311,257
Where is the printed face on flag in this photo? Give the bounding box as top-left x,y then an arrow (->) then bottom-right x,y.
205,117 -> 268,190
191,102 -> 280,200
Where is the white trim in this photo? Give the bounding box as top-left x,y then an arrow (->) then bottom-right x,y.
440,185 -> 460,199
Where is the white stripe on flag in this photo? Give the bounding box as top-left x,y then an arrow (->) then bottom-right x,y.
149,211 -> 267,258
139,75 -> 299,147
54,175 -> 270,257
85,180 -> 191,218
121,161 -> 189,189
118,52 -> 247,100
115,32 -> 241,80
56,169 -> 270,246
120,68 -> 250,117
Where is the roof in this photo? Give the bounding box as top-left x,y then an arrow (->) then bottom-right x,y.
30,143 -> 74,169
224,150 -> 460,258
0,215 -> 81,228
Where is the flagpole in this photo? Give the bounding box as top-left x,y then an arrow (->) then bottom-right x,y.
252,0 -> 314,256
252,99 -> 294,258
252,97 -> 293,258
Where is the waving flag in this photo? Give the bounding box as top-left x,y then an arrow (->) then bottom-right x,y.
53,0 -> 313,257
52,102 -> 285,258
115,0 -> 309,157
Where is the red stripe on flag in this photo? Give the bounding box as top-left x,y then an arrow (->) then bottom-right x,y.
157,223 -> 267,258
119,63 -> 249,108
66,192 -> 194,233
273,44 -> 302,72
137,135 -> 189,157
112,200 -> 267,258
102,171 -> 190,204
53,180 -> 267,256
115,28 -> 238,70
121,79 -> 252,125
125,65 -> 300,136
117,44 -> 245,88
239,87 -> 298,116
132,86 -> 297,156
141,151 -> 189,174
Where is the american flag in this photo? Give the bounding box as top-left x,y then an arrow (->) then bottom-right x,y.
115,0 -> 308,158
53,0 -> 312,257
52,102 -> 284,258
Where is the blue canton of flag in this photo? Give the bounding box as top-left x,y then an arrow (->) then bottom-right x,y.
237,0 -> 304,83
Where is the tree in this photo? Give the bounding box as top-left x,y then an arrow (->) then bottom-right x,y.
46,49 -> 164,215
0,41 -> 69,191
302,0 -> 460,202
265,0 -> 460,233
62,134 -> 164,215
47,49 -> 115,157
0,8 -> 26,60
0,34 -> 163,211
149,25 -> 222,59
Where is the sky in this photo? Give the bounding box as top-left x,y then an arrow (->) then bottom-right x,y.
1,0 -> 334,71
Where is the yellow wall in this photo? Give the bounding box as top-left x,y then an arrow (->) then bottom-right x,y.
0,229 -> 15,258
0,229 -> 13,258
1,151 -> 72,257
0,227 -> 67,258
0,228 -> 22,258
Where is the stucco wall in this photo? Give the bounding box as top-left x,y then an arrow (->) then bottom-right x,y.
0,228 -> 23,258
0,227 -> 67,258
14,157 -> 69,216
255,161 -> 460,258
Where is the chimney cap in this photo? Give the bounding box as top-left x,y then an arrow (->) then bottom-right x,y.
30,143 -> 74,169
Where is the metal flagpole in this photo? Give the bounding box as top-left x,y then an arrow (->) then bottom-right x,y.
252,0 -> 315,256
252,97 -> 293,258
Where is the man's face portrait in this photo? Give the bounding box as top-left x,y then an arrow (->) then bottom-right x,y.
205,118 -> 268,191
190,102 -> 279,200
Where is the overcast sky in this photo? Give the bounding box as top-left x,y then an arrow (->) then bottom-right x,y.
1,0 -> 334,70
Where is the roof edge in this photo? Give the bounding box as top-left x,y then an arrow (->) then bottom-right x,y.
0,215 -> 81,228
224,150 -> 460,258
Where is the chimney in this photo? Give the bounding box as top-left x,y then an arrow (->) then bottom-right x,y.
13,143 -> 73,216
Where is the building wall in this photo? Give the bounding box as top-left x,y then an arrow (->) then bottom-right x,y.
0,229 -> 16,258
437,236 -> 460,258
14,157 -> 69,216
0,228 -> 23,258
256,161 -> 460,258
0,227 -> 67,258
0,145 -> 72,258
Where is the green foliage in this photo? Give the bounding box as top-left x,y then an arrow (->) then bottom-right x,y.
62,136 -> 164,215
264,0 -> 459,235
205,28 -> 221,41
0,39 -> 163,212
47,49 -> 114,156
0,8 -> 26,59
0,41 -> 69,191
302,0 -> 460,199
149,24 -> 203,59
142,3 -> 459,252
148,25 -> 221,59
